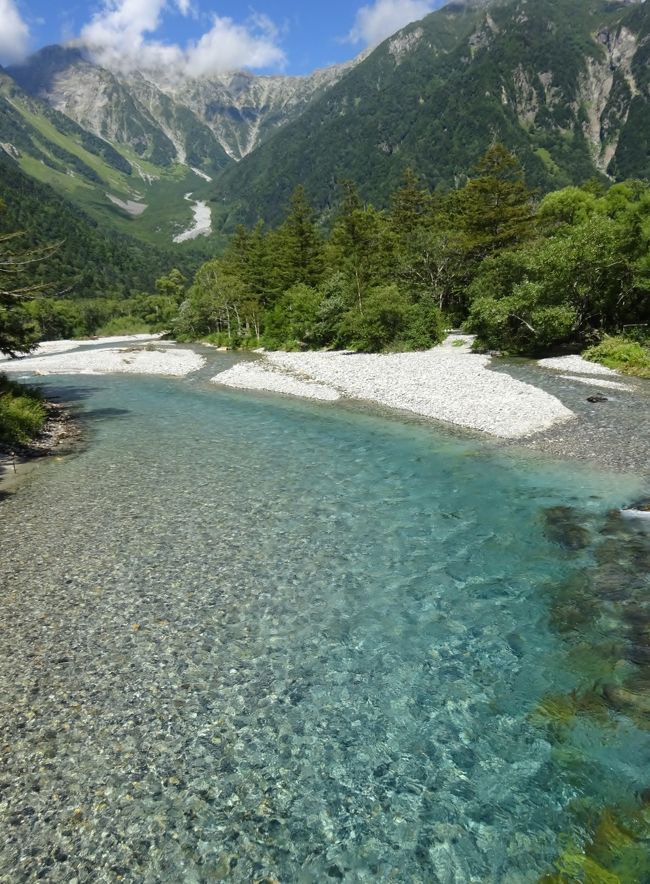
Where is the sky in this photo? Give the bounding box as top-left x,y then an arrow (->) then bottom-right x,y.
0,0 -> 446,75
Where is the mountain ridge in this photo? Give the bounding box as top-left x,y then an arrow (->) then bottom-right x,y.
7,44 -> 365,167
211,0 -> 650,226
2,0 -> 649,242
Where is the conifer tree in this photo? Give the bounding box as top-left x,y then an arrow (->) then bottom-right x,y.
390,168 -> 431,241
275,186 -> 324,291
454,144 -> 535,257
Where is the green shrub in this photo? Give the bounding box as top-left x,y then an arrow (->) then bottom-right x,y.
94,316 -> 152,337
583,336 -> 650,378
0,374 -> 46,447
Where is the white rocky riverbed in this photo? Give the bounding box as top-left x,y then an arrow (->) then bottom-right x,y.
173,193 -> 212,243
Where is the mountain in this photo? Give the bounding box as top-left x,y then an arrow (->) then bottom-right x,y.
3,46 -> 361,246
3,0 -> 650,241
0,151 -> 197,300
0,62 -> 224,248
213,0 -> 650,226
7,46 -> 361,167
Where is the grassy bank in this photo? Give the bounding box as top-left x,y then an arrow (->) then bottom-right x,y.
583,336 -> 650,379
0,374 -> 47,449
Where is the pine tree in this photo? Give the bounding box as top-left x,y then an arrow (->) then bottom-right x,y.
390,168 -> 431,241
454,144 -> 535,257
275,186 -> 324,291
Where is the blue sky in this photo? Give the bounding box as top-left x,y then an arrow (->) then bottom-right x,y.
1,0 -> 445,74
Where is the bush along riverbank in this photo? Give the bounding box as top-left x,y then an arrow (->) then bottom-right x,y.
583,335 -> 650,379
0,374 -> 81,491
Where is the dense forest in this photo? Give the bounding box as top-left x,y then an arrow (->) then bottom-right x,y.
171,145 -> 650,364
2,145 -> 650,374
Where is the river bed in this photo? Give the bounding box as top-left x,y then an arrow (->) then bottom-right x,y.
1,366 -> 649,881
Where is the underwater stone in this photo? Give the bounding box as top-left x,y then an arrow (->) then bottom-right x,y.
542,506 -> 591,551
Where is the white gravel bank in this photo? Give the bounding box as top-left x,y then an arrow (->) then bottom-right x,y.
0,334 -> 164,363
558,374 -> 635,391
1,345 -> 203,377
214,337 -> 575,438
213,363 -> 341,401
538,355 -> 619,376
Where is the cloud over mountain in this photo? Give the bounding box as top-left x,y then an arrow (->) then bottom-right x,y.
0,0 -> 30,64
347,0 -> 440,46
78,0 -> 286,75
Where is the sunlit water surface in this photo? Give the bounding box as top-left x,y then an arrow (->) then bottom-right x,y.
1,372 -> 649,883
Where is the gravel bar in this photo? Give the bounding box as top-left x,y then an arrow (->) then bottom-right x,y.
224,337 -> 576,439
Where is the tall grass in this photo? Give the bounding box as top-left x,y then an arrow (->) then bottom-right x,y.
0,374 -> 47,448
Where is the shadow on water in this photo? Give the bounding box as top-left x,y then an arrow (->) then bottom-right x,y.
535,503 -> 650,879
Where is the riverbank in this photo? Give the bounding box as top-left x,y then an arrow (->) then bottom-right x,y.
0,338 -> 204,377
2,334 -> 648,478
0,399 -> 82,495
213,336 -> 574,439
211,336 -> 650,476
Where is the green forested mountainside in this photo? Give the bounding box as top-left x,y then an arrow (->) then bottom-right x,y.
0,154 -> 199,299
213,0 -> 650,228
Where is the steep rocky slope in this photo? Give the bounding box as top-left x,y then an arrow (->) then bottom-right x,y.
8,46 -> 361,170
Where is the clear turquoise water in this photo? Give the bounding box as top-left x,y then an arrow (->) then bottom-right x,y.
1,372 -> 649,882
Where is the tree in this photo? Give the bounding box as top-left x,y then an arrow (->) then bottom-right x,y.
155,268 -> 187,303
327,181 -> 394,315
453,144 -> 535,258
390,168 -> 431,241
174,259 -> 262,345
274,186 -> 324,292
0,200 -> 61,356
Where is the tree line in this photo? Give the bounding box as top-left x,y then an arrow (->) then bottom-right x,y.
2,144 -> 649,358
172,144 -> 650,355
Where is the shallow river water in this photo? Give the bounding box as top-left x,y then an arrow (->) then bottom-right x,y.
1,372 -> 649,882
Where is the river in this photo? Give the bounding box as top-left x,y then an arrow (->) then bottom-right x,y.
1,371 -> 649,881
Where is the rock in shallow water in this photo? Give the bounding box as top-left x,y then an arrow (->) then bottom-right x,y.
542,506 -> 591,551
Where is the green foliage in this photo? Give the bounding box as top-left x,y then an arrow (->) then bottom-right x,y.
0,155 -> 201,302
466,179 -> 650,354
4,140 -> 647,358
583,336 -> 650,378
263,284 -> 322,349
177,146 -> 649,356
178,179 -> 447,353
94,316 -> 152,337
452,143 -> 535,258
0,374 -> 46,448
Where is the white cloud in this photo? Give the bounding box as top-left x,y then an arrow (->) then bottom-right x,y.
186,14 -> 285,77
0,0 -> 30,64
78,0 -> 286,76
347,0 -> 438,47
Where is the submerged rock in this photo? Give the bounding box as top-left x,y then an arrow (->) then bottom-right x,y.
542,506 -> 591,551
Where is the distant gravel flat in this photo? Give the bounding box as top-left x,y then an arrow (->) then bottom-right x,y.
538,355 -> 619,375
557,374 -> 635,391
1,345 -> 204,377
